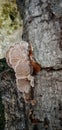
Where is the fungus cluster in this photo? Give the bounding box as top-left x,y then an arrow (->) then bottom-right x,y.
6,41 -> 34,101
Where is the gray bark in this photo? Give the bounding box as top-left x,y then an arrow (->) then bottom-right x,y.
16,0 -> 62,130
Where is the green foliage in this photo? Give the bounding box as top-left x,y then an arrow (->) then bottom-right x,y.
0,0 -> 22,34
2,2 -> 17,21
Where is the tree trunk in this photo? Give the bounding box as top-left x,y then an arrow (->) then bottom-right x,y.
16,0 -> 62,130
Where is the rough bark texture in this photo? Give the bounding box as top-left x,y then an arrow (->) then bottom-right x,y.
16,0 -> 62,130
0,68 -> 29,130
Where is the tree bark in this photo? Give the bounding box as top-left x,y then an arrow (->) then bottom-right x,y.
0,68 -> 27,130
16,0 -> 62,130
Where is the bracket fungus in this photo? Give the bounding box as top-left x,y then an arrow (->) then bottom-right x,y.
5,41 -> 41,102
5,41 -> 34,102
